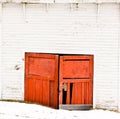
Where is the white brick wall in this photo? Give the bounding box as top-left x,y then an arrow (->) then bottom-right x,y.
118,17 -> 120,112
0,3 -> 120,111
0,3 -> 2,100
94,4 -> 119,111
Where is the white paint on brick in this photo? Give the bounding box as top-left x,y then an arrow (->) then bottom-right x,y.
0,3 -> 2,100
118,4 -> 120,111
118,49 -> 120,112
1,0 -> 120,3
94,4 -> 119,111
0,3 -> 120,111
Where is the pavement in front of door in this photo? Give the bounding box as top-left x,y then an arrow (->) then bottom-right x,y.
0,101 -> 120,119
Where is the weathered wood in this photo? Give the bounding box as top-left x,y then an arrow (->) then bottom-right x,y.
59,55 -> 93,106
25,53 -> 59,109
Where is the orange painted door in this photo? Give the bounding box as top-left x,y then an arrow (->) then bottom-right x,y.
59,55 -> 93,105
25,53 -> 59,109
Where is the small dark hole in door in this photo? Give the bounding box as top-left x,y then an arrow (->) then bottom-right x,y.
62,89 -> 67,104
62,83 -> 73,104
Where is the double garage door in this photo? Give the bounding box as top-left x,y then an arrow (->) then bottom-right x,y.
25,53 -> 93,109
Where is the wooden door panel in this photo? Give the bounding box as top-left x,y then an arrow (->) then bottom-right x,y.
63,60 -> 90,78
25,53 -> 59,109
59,55 -> 93,105
28,58 -> 56,79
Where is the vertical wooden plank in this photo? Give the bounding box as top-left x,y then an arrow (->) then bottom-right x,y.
43,80 -> 49,106
35,79 -> 40,103
59,56 -> 64,105
72,83 -> 76,104
33,78 -> 36,102
49,81 -> 54,107
89,81 -> 93,104
86,82 -> 89,104
28,78 -> 31,102
54,55 -> 59,109
81,82 -> 85,104
88,81 -> 91,104
77,82 -> 82,104
59,83 -> 63,104
84,82 -> 87,104
39,79 -> 43,104
28,78 -> 34,102
89,56 -> 93,104
66,83 -> 70,104
91,82 -> 93,104
75,83 -> 78,104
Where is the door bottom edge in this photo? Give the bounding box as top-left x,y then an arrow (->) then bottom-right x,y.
59,104 -> 93,110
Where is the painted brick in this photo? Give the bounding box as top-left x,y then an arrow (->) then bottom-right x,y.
1,0 -> 120,3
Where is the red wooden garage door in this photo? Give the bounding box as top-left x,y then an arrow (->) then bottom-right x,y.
59,56 -> 93,107
24,53 -> 59,109
25,53 -> 93,109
